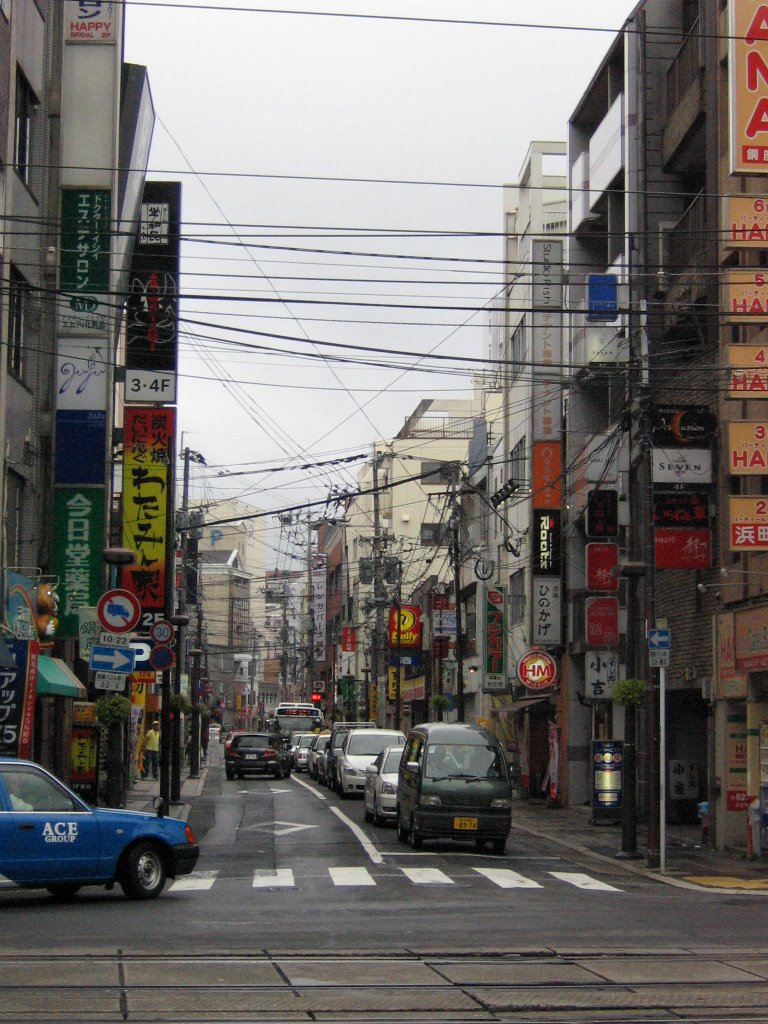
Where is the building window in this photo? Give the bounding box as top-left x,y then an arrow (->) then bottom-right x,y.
6,470 -> 24,567
509,437 -> 527,493
509,569 -> 526,625
421,460 -> 454,485
420,522 -> 449,547
510,322 -> 525,382
8,265 -> 30,380
14,69 -> 38,187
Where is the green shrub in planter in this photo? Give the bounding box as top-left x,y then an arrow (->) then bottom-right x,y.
613,678 -> 647,707
95,694 -> 131,726
169,693 -> 193,716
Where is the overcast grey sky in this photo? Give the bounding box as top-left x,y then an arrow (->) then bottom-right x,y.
124,1 -> 638,513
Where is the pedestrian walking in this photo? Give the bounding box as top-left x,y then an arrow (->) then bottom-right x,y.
142,721 -> 160,780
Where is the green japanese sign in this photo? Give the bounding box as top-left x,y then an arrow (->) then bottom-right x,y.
51,486 -> 105,637
59,188 -> 112,294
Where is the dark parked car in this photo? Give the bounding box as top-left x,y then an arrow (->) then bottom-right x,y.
0,759 -> 199,900
225,733 -> 292,780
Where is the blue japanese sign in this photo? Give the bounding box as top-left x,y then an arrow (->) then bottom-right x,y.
587,274 -> 619,321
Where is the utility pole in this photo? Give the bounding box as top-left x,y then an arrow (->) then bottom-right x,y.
450,467 -> 465,722
306,509 -> 315,703
371,451 -> 385,726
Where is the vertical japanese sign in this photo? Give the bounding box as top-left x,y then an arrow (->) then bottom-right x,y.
58,188 -> 112,335
311,554 -> 327,662
70,726 -> 100,803
531,578 -> 561,646
483,586 -> 506,690
0,640 -> 38,759
51,487 -> 105,637
729,0 -> 768,174
125,182 -> 181,403
121,407 -> 175,615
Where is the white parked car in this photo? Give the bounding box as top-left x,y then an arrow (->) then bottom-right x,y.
291,732 -> 317,772
335,729 -> 405,797
364,745 -> 404,826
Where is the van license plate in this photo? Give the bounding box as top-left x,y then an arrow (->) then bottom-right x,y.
453,816 -> 478,831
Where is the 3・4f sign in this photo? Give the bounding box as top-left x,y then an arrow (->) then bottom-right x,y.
97,589 -> 141,633
517,650 -> 557,690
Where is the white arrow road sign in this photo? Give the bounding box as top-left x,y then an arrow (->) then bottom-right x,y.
89,645 -> 136,673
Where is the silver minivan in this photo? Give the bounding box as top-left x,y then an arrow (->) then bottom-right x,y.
396,722 -> 512,853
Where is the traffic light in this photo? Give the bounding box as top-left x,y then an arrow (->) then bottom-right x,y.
383,555 -> 400,585
311,689 -> 323,704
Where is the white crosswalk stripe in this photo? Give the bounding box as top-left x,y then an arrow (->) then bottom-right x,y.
472,867 -> 543,889
400,867 -> 454,885
252,868 -> 295,888
176,865 -> 624,893
329,866 -> 376,886
170,870 -> 218,891
549,871 -> 622,892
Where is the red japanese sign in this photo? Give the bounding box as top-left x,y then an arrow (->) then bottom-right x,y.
585,543 -> 618,592
654,528 -> 711,569
585,597 -> 619,646
341,627 -> 356,652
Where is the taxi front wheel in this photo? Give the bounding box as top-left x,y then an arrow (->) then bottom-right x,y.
119,842 -> 167,899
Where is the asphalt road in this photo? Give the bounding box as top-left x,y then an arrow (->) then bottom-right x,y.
3,754 -> 768,1021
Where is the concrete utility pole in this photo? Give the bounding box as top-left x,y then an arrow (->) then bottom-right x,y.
371,452 -> 385,726
450,466 -> 465,722
306,510 -> 315,702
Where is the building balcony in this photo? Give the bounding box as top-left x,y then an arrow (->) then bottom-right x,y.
662,18 -> 706,173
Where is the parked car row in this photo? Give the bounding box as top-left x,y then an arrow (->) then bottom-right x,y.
307,722 -> 514,854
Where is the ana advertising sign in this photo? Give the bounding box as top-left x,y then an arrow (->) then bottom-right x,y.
727,344 -> 768,396
727,421 -> 768,473
723,195 -> 768,247
483,586 -> 506,687
729,0 -> 768,174
729,495 -> 768,551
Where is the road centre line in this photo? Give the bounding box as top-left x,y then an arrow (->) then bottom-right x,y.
328,805 -> 384,864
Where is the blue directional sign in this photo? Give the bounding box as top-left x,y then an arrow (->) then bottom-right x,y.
587,273 -> 619,322
89,644 -> 136,674
648,628 -> 671,650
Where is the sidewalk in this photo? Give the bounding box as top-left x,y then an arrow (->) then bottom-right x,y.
124,767 -> 768,893
124,767 -> 207,822
512,798 -> 768,893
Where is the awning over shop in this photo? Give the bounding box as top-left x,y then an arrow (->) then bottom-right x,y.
36,657 -> 88,699
496,697 -> 550,717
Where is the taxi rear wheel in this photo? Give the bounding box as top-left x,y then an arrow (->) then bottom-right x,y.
119,842 -> 167,900
47,885 -> 81,901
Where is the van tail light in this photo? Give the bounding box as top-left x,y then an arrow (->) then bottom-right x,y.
184,825 -> 196,844
264,749 -> 276,757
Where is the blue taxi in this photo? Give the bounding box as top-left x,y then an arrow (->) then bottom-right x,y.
0,759 -> 199,900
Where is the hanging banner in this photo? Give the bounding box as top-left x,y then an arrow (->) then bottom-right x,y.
121,407 -> 174,614
586,543 -> 619,592
483,586 -> 506,689
70,726 -> 100,803
341,626 -> 356,653
312,554 -> 327,662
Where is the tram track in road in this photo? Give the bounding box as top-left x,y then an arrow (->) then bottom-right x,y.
2,948 -> 768,1023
